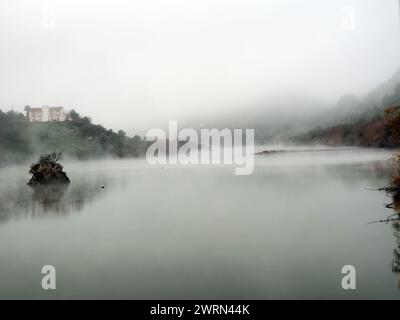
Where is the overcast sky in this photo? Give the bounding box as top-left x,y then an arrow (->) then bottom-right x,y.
0,0 -> 399,134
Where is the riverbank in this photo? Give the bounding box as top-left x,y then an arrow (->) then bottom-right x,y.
0,109 -> 150,166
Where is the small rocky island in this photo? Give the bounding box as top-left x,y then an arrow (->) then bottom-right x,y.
28,152 -> 70,186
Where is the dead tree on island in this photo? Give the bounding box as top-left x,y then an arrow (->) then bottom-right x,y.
28,152 -> 70,186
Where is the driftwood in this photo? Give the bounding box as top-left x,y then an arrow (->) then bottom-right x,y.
367,181 -> 400,224
28,152 -> 70,186
366,186 -> 400,193
367,213 -> 400,225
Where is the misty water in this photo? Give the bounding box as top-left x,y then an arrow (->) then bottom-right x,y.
0,148 -> 399,299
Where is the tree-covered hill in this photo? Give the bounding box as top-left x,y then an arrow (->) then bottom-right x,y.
0,109 -> 151,165
291,74 -> 400,148
292,84 -> 400,148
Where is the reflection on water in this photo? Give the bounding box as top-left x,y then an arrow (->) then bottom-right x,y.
392,221 -> 400,273
373,153 -> 400,289
0,178 -> 105,223
0,149 -> 400,299
388,191 -> 400,287
31,184 -> 70,216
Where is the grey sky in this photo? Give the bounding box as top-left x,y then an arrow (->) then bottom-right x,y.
0,0 -> 399,134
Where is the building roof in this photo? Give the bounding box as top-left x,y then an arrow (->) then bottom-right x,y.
28,106 -> 64,111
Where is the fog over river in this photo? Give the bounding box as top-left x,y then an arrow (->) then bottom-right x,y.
0,148 -> 399,299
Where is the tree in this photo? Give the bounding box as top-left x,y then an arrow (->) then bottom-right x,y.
384,105 -> 400,145
384,105 -> 400,188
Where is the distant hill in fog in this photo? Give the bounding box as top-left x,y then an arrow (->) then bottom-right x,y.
292,69 -> 400,148
323,67 -> 400,124
185,67 -> 400,145
184,93 -> 330,143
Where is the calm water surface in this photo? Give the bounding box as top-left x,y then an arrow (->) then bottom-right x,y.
0,148 -> 399,299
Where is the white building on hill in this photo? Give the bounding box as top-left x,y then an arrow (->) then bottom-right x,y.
25,105 -> 69,122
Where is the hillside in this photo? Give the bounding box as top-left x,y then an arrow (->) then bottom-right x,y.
183,68 -> 400,144
292,82 -> 400,147
0,109 -> 150,165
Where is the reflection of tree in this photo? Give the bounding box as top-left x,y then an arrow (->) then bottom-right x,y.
371,106 -> 400,287
31,184 -> 69,217
0,179 -> 105,224
391,221 -> 400,274
386,155 -> 400,286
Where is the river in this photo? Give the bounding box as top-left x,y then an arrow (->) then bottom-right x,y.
0,148 -> 399,299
